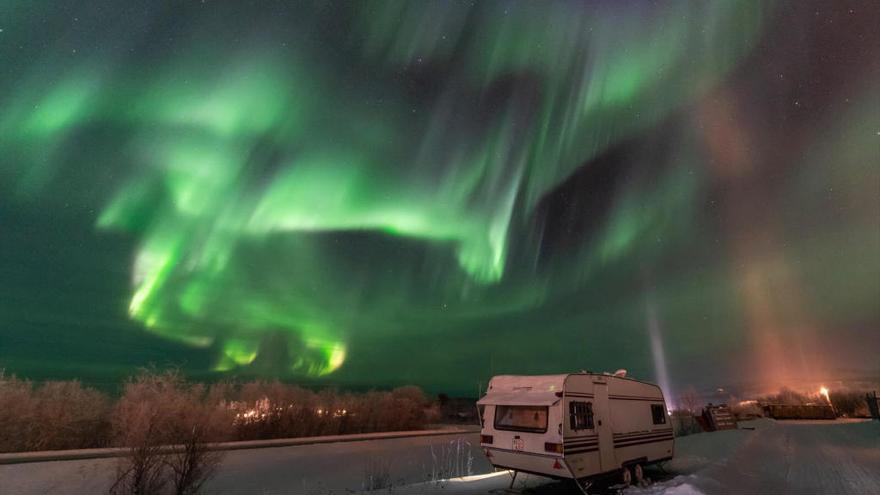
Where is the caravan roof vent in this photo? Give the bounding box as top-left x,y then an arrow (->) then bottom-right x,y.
613,369 -> 627,378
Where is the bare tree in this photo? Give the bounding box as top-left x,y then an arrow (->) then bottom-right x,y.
110,404 -> 167,495
110,370 -> 224,495
163,394 -> 224,495
679,386 -> 700,415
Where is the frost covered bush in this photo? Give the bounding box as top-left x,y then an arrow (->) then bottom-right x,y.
32,380 -> 111,451
755,387 -> 873,417
758,387 -> 811,405
227,381 -> 432,439
0,372 -> 37,452
0,369 -> 434,456
671,410 -> 703,437
111,370 -> 226,495
0,371 -> 110,452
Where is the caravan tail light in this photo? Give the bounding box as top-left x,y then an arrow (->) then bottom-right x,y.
544,442 -> 564,454
480,434 -> 494,444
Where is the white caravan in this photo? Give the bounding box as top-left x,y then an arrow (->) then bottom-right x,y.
477,371 -> 673,492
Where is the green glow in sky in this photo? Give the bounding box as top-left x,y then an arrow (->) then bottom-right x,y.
1,1 -> 877,393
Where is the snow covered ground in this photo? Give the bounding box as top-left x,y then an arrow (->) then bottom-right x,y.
370,419 -> 880,495
0,419 -> 877,494
631,418 -> 880,495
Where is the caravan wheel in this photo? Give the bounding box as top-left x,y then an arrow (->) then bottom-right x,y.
621,466 -> 633,486
634,464 -> 646,486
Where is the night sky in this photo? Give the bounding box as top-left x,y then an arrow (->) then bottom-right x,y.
1,1 -> 878,398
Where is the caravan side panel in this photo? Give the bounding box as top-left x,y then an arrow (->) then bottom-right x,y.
607,378 -> 674,465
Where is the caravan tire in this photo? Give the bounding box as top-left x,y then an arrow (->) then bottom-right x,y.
621,466 -> 633,486
634,464 -> 646,485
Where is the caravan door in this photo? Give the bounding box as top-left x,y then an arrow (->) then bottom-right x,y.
592,381 -> 616,472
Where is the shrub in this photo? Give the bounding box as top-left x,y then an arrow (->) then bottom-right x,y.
671,410 -> 702,437
110,370 -> 226,495
226,382 -> 432,439
0,372 -> 38,452
758,387 -> 811,406
163,397 -> 224,495
0,373 -> 110,453
32,380 -> 111,451
0,368 -> 434,462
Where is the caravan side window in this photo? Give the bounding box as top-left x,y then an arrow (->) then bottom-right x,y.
569,401 -> 594,430
651,404 -> 667,425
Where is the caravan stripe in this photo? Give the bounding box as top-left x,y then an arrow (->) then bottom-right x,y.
608,394 -> 664,399
614,433 -> 674,443
612,434 -> 672,440
565,448 -> 599,455
615,436 -> 674,449
613,430 -> 674,437
608,396 -> 665,402
565,447 -> 598,453
485,447 -> 559,459
613,429 -> 672,438
614,436 -> 674,446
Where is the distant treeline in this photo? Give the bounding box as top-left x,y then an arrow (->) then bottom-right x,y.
0,369 -> 436,454
756,387 -> 874,417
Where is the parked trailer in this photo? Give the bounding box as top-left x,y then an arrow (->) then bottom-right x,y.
477,372 -> 673,493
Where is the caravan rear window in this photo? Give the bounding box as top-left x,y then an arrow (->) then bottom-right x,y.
494,405 -> 548,433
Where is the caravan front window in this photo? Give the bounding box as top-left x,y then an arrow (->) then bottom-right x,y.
651,404 -> 667,425
494,405 -> 548,433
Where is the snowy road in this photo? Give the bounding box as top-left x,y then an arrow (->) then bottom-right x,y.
0,432 -> 491,495
1,420 -> 877,494
650,419 -> 880,495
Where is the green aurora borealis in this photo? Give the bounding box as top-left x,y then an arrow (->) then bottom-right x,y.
1,1 -> 878,396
